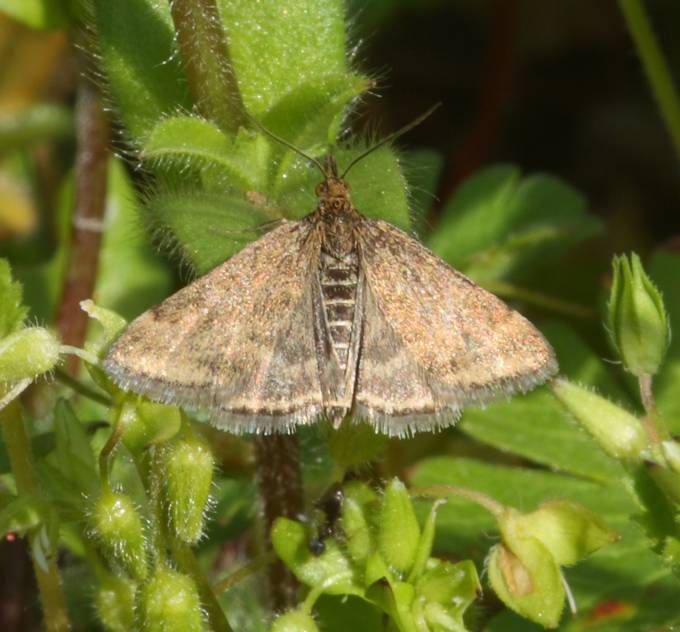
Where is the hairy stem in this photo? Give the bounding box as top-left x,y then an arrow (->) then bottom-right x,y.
0,397 -> 70,632
619,0 -> 680,161
638,373 -> 668,445
170,0 -> 247,134
54,367 -> 112,407
55,78 -> 109,374
411,484 -> 505,517
253,434 -> 304,610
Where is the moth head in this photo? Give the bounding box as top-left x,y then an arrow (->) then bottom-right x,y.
315,175 -> 351,201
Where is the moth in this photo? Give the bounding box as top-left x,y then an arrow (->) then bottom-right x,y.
104,117 -> 558,437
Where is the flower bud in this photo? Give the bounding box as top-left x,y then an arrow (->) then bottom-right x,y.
487,539 -> 564,629
270,609 -> 320,632
341,482 -> 379,564
139,567 -> 205,632
607,253 -> 669,376
163,435 -> 214,543
0,327 -> 60,381
90,490 -> 147,580
94,574 -> 136,632
120,399 -> 182,453
378,478 -> 420,576
551,378 -> 646,460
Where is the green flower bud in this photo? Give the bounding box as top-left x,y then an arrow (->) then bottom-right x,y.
94,574 -> 136,632
341,482 -> 379,565
415,559 -> 480,620
378,478 -> 420,576
270,609 -> 320,632
552,378 -> 646,460
500,502 -> 618,567
120,399 -> 182,453
607,253 -> 669,376
140,567 -> 205,632
163,435 -> 214,543
487,539 -> 564,629
0,327 -> 60,381
342,496 -> 372,563
90,490 -> 147,580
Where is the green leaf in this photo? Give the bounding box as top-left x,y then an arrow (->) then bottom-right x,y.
272,517 -> 361,596
0,0 -> 69,29
459,322 -> 628,483
649,249 -> 680,433
93,158 -> 173,320
144,189 -> 271,275
53,400 -> 98,495
278,144 -> 411,231
427,165 -> 601,282
143,117 -> 271,192
314,595 -> 382,632
218,0 -> 351,116
0,495 -> 54,536
0,258 -> 28,337
91,0 -> 192,142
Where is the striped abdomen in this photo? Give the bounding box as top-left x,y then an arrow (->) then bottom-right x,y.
319,251 -> 359,371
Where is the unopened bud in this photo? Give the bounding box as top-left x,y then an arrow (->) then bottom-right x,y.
0,327 -> 60,381
163,435 -> 214,543
90,490 -> 147,580
94,574 -> 136,632
140,567 -> 205,632
607,253 -> 669,376
378,478 -> 420,576
270,609 -> 319,632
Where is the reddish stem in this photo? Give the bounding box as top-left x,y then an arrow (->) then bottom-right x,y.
55,79 -> 109,373
253,434 -> 304,611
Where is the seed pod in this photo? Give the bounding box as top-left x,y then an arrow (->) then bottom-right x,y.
0,327 -> 60,381
94,574 -> 136,632
139,567 -> 205,632
163,435 -> 214,543
90,489 -> 147,580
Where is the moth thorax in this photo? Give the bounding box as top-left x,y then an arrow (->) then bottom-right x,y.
320,200 -> 357,258
319,251 -> 359,372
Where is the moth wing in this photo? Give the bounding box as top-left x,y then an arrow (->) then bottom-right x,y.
355,220 -> 557,435
104,220 -> 323,432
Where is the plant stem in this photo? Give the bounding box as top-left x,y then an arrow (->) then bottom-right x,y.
55,78 -> 109,375
482,280 -> 597,319
253,434 -> 304,611
212,551 -> 275,594
0,397 -> 70,632
618,0 -> 680,162
98,411 -> 125,488
638,373 -> 668,445
411,484 -> 505,517
54,367 -> 112,407
170,0 -> 248,135
169,537 -> 234,632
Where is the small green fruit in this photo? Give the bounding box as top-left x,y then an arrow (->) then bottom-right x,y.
90,490 -> 147,580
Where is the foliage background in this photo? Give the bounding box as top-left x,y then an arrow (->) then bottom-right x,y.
0,1 -> 679,631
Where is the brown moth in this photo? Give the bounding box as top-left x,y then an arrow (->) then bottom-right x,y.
104,132 -> 557,437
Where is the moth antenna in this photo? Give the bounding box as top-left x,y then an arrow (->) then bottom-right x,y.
248,114 -> 327,177
340,102 -> 442,179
